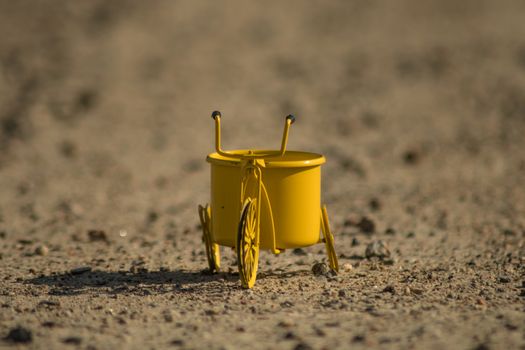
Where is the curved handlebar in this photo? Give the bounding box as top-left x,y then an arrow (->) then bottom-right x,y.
211,111 -> 295,159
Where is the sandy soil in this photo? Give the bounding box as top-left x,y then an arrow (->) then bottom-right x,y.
0,1 -> 524,349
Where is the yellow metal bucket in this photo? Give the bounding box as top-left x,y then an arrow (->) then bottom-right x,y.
207,150 -> 325,250
198,111 -> 338,288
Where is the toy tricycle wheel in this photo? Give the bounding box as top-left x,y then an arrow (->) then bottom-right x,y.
321,205 -> 339,272
237,199 -> 260,288
198,204 -> 220,272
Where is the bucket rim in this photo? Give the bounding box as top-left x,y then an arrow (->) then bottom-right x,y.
206,150 -> 325,168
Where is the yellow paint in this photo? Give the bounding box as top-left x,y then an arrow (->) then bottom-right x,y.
199,111 -> 338,288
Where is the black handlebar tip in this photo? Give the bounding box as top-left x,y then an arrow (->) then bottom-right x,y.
211,111 -> 221,120
286,114 -> 296,124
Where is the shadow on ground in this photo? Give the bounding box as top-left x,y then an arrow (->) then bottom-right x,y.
24,270 -> 230,295
23,268 -> 312,295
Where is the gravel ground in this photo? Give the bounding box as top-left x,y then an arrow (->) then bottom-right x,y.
0,1 -> 524,349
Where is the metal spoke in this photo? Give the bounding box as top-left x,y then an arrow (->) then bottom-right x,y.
237,199 -> 260,288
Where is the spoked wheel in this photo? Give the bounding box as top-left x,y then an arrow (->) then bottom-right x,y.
198,204 -> 220,272
237,199 -> 260,289
321,205 -> 339,272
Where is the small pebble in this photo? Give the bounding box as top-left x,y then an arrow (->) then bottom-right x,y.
277,320 -> 295,328
499,276 -> 511,283
403,150 -> 420,164
35,245 -> 49,256
171,339 -> 184,346
385,228 -> 396,235
146,211 -> 159,224
352,334 -> 366,343
341,263 -> 353,272
58,140 -> 77,158
311,262 -> 329,276
369,198 -> 381,211
63,336 -> 82,345
163,310 -> 173,322
292,248 -> 307,256
88,230 -> 108,243
411,288 -> 424,295
357,217 -> 375,234
294,342 -> 313,350
284,331 -> 297,339
70,266 -> 91,275
382,285 -> 396,294
5,326 -> 32,343
365,240 -> 391,259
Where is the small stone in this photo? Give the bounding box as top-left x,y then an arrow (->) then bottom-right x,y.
163,310 -> 173,322
63,336 -> 82,345
313,326 -> 326,336
476,298 -> 486,305
292,248 -> 307,256
294,342 -> 313,350
76,89 -> 97,111
338,289 -> 346,297
5,326 -> 32,343
204,309 -> 218,316
171,339 -> 184,346
385,228 -> 396,235
357,217 -> 375,234
498,276 -> 511,283
88,230 -> 108,243
58,140 -> 77,158
382,285 -> 396,294
403,150 -> 420,164
352,334 -> 366,343
35,245 -> 49,256
37,300 -> 61,309
369,198 -> 381,211
351,237 -> 360,246
411,288 -> 424,295
473,343 -> 490,350
146,211 -> 159,224
70,266 -> 91,275
365,240 -> 391,259
284,331 -> 297,340
280,301 -> 294,308
277,320 -> 295,328
341,263 -> 353,272
311,262 -> 329,276
504,322 -> 518,331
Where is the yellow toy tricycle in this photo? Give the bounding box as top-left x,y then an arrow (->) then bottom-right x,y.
198,111 -> 338,288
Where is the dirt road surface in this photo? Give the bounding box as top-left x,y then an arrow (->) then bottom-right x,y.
0,1 -> 524,349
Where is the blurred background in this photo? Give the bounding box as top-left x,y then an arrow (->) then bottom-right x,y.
0,0 -> 524,244
1,1 -> 525,349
